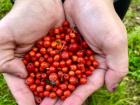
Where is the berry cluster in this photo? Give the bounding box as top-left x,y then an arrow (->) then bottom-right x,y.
23,21 -> 99,104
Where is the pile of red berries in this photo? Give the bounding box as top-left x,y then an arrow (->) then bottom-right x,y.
23,21 -> 99,104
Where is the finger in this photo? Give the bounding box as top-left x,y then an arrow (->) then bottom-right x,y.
104,31 -> 128,91
3,73 -> 36,105
40,97 -> 57,105
64,2 -> 75,27
62,69 -> 105,105
1,58 -> 27,78
55,100 -> 63,105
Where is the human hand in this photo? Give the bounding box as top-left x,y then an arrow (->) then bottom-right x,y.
0,0 -> 64,105
49,0 -> 129,105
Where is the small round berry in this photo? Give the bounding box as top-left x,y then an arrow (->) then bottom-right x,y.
30,84 -> 37,91
56,89 -> 63,96
50,92 -> 56,99
49,73 -> 58,82
45,85 -> 52,91
26,77 -> 34,85
69,77 -> 77,85
36,86 -> 44,92
59,84 -> 67,90
68,84 -> 75,91
40,47 -> 47,55
80,78 -> 87,84
64,90 -> 71,97
43,91 -> 50,97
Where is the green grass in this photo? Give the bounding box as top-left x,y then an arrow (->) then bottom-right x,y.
0,0 -> 140,105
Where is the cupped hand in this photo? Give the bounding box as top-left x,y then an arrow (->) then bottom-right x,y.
46,0 -> 128,105
0,0 -> 64,105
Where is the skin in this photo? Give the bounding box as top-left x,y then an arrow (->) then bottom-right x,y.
0,0 -> 128,105
41,0 -> 128,105
0,0 -> 64,105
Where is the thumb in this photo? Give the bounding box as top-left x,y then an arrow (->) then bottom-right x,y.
104,30 -> 128,92
1,58 -> 27,78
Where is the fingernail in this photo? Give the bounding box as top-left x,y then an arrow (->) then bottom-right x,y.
111,84 -> 118,92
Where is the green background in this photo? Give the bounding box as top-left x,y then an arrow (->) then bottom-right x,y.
0,0 -> 140,105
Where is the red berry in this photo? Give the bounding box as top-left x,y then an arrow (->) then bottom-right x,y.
72,55 -> 78,62
54,54 -> 61,61
69,43 -> 79,51
56,89 -> 63,96
75,70 -> 82,75
43,91 -> 50,97
82,41 -> 88,48
29,51 -> 35,57
37,40 -> 43,48
27,63 -> 35,72
39,92 -> 44,98
86,49 -> 93,56
45,85 -> 52,91
50,92 -> 56,99
35,53 -> 41,58
37,86 -> 44,92
54,28 -> 60,34
47,57 -> 53,63
63,20 -> 70,27
44,36 -> 51,41
50,50 -> 56,56
58,71 -> 64,77
30,84 -> 37,91
60,60 -> 66,67
34,61 -> 40,67
35,79 -> 40,85
44,54 -> 49,59
22,59 -> 28,65
51,41 -> 57,48
49,66 -> 56,73
89,55 -> 94,61
40,48 -> 47,55
65,35 -> 70,41
89,66 -> 95,71
61,51 -> 69,59
70,65 -> 77,71
77,57 -> 85,63
68,84 -> 75,91
41,73 -> 47,79
36,73 -> 41,79
93,60 -> 99,68
39,57 -> 45,63
69,71 -> 75,76
86,60 -> 92,66
30,73 -> 35,78
62,67 -> 68,73
59,84 -> 67,90
61,96 -> 66,100
63,74 -> 69,80
69,77 -> 77,85
64,90 -> 71,97
53,61 -> 59,67
66,59 -> 72,66
69,33 -> 76,38
77,51 -> 84,57
40,62 -> 49,69
80,78 -> 87,84
44,40 -> 51,47
26,77 -> 34,85
86,70 -> 92,76
49,73 -> 58,82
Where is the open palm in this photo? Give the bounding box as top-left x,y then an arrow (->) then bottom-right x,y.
47,0 -> 128,105
0,0 -> 64,105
